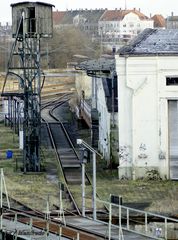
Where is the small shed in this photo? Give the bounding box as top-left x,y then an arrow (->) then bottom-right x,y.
11,1 -> 54,38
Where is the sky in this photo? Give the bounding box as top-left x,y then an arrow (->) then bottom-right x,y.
1,0 -> 178,24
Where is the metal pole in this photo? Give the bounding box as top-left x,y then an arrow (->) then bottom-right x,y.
111,73 -> 115,127
119,205 -> 124,240
93,152 -> 96,220
125,0 -> 127,9
0,169 -> 2,231
145,212 -> 148,234
77,139 -> 103,221
60,188 -> 62,221
46,194 -> 50,220
165,218 -> 167,240
47,42 -> 49,69
2,170 -> 10,209
82,162 -> 85,217
108,203 -> 112,240
127,208 -> 129,230
59,226 -> 62,240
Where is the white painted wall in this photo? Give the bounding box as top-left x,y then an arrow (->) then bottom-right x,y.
116,55 -> 178,179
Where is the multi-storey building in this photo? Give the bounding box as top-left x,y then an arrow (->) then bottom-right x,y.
53,9 -> 105,38
166,12 -> 178,29
99,8 -> 153,41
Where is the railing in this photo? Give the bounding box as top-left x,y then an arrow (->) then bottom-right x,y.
96,198 -> 178,240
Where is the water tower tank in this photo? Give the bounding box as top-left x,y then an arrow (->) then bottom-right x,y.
11,1 -> 54,38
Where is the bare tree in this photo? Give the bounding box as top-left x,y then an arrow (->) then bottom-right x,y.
42,27 -> 101,69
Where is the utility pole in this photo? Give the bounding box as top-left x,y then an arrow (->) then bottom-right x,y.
81,156 -> 86,217
125,0 -> 127,10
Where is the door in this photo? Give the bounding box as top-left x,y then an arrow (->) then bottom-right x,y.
168,100 -> 178,179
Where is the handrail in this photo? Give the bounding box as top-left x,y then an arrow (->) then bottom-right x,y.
96,198 -> 178,240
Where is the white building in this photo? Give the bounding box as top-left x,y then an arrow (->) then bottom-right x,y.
99,9 -> 153,41
96,74 -> 118,163
76,58 -> 118,163
116,28 -> 178,180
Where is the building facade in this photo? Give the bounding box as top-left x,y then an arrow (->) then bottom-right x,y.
166,13 -> 178,29
53,9 -> 105,38
99,9 -> 153,41
116,29 -> 178,180
76,58 -> 118,163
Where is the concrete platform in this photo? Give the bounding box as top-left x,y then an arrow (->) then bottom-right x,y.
2,219 -> 69,240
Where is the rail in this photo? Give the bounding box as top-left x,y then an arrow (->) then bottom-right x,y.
41,94 -> 81,216
1,211 -> 99,240
95,198 -> 178,240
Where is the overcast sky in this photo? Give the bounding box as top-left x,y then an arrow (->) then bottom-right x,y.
2,0 -> 178,24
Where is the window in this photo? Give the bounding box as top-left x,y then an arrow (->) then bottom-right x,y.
28,7 -> 36,33
129,23 -> 134,27
166,77 -> 178,85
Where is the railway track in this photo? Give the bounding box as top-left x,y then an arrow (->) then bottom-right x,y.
41,93 -> 90,216
2,208 -> 104,240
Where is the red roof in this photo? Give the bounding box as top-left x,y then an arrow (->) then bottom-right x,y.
53,11 -> 66,25
151,14 -> 165,28
100,9 -> 150,21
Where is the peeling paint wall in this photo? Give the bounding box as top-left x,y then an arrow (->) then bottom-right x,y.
75,71 -> 92,100
116,55 -> 178,179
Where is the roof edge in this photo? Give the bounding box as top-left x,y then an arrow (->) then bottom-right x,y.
11,2 -> 55,8
118,28 -> 156,55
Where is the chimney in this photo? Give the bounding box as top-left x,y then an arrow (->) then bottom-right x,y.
150,13 -> 152,18
171,12 -> 174,17
139,8 -> 141,12
133,8 -> 136,11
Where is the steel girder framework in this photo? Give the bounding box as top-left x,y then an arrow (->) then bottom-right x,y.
2,19 -> 42,172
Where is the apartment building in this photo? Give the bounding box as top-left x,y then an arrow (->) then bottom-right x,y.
99,8 -> 153,41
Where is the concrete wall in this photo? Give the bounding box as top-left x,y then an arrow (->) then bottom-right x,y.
116,55 -> 178,179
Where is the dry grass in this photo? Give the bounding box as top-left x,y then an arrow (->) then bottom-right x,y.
1,121 -> 178,216
0,122 -> 65,211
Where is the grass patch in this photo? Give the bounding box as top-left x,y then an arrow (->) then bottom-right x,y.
1,120 -> 178,215
0,122 -> 65,211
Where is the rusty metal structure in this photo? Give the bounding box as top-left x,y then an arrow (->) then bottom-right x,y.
1,2 -> 54,172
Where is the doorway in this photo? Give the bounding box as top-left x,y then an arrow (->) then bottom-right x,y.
168,100 -> 178,179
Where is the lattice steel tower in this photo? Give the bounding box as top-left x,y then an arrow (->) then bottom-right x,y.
2,2 -> 54,172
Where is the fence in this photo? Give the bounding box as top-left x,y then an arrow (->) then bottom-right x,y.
96,198 -> 178,240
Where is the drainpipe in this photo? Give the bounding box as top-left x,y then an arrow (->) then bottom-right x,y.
124,56 -> 135,179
